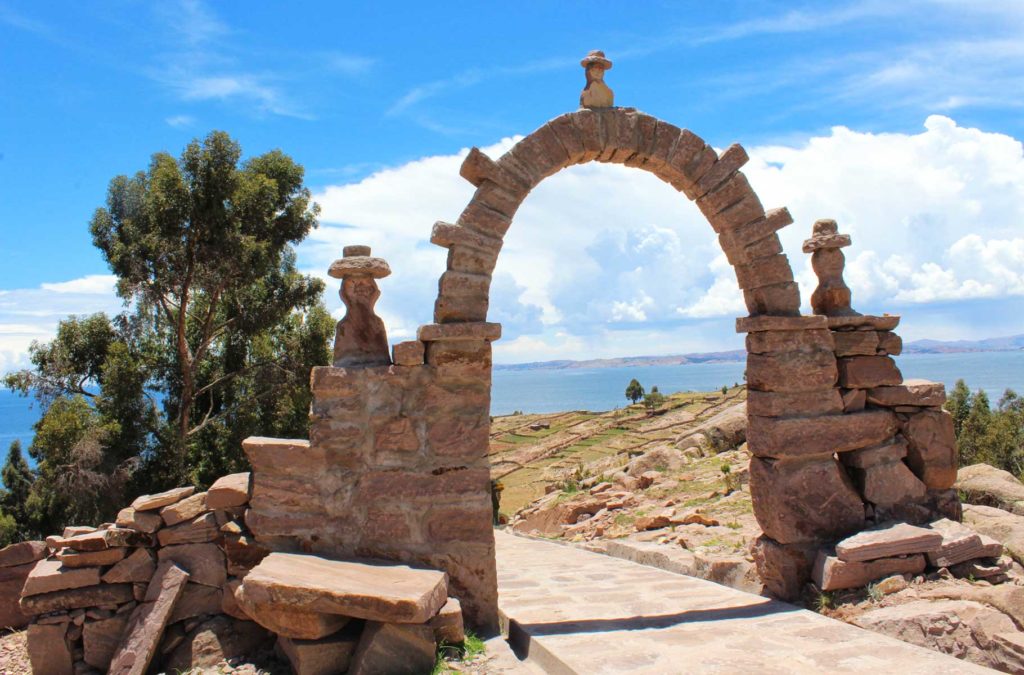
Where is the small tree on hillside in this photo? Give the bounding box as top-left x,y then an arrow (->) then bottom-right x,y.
625,378 -> 645,405
644,386 -> 666,413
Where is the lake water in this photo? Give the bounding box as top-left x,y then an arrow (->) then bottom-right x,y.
1,351 -> 1022,454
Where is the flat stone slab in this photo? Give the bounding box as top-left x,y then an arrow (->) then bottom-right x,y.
812,551 -> 926,591
827,314 -> 901,330
109,561 -> 190,675
927,518 -> 990,567
495,531 -> 991,674
22,559 -> 101,596
241,553 -> 448,624
131,486 -> 195,512
835,522 -> 943,562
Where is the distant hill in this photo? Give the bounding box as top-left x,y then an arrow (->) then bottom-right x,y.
495,334 -> 1024,371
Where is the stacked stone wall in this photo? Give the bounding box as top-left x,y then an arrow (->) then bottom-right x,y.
244,324 -> 499,633
744,314 -> 959,599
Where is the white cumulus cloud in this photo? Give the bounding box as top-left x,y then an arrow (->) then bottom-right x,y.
303,114 -> 1024,362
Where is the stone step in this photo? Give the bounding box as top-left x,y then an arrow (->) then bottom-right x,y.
240,552 -> 448,624
835,522 -> 943,562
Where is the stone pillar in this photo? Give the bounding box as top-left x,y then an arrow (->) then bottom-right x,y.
329,245 -> 392,368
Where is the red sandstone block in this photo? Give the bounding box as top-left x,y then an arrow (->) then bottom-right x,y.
457,200 -> 512,238
547,114 -> 587,164
357,469 -> 491,504
426,507 -> 493,543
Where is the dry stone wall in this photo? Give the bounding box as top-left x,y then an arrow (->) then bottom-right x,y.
244,322 -> 501,633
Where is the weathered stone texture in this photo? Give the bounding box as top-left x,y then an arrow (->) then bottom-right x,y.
747,409 -> 897,458
349,622 -> 436,675
750,454 -> 865,544
813,552 -> 925,591
837,355 -> 903,388
901,409 -> 958,489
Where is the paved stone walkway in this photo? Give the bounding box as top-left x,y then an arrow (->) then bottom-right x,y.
495,531 -> 993,674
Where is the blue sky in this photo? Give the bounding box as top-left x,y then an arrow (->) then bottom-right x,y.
2,0 -> 1024,368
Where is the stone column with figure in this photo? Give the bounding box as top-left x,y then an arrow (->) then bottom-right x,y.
803,219 -> 857,317
329,245 -> 392,367
580,50 -> 614,108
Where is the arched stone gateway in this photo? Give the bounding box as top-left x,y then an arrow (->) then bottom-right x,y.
242,55 -> 959,634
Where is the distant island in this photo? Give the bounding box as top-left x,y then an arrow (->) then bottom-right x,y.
494,333 -> 1024,371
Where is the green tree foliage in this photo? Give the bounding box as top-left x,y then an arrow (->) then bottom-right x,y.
1,440 -> 35,538
4,131 -> 333,536
643,385 -> 666,413
947,382 -> 1024,478
625,378 -> 645,405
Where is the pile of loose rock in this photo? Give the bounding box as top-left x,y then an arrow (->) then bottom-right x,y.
813,519 -> 1013,592
9,472 -> 464,674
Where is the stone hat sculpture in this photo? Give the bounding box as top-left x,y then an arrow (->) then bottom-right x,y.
803,219 -> 858,317
580,50 -> 614,109
329,245 -> 392,367
580,50 -> 612,69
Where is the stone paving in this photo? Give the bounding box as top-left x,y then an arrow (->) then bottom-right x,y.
495,531 -> 993,674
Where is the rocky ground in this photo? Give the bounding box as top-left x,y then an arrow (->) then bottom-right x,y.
497,389 -> 1024,673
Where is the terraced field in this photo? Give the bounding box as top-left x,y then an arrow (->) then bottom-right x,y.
488,386 -> 747,515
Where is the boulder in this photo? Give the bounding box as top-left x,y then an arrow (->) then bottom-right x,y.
901,410 -> 958,489
160,491 -> 209,527
851,599 -> 1020,673
27,622 -> 74,675
234,581 -> 349,639
83,613 -> 130,670
108,561 -> 190,675
102,548 -> 157,584
957,463 -> 1024,516
278,626 -> 361,675
0,540 -> 48,568
750,453 -> 865,544
349,622 -> 436,675
22,558 -> 102,596
131,486 -> 195,511
157,543 -> 226,588
835,522 -> 943,562
207,472 -> 252,509
0,561 -> 35,628
963,504 -> 1024,565
241,552 -> 448,624
164,615 -> 270,673
812,551 -> 925,591
116,507 -> 164,533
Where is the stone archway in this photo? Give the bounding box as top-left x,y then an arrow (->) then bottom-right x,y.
242,81 -> 958,636
431,107 -> 800,323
